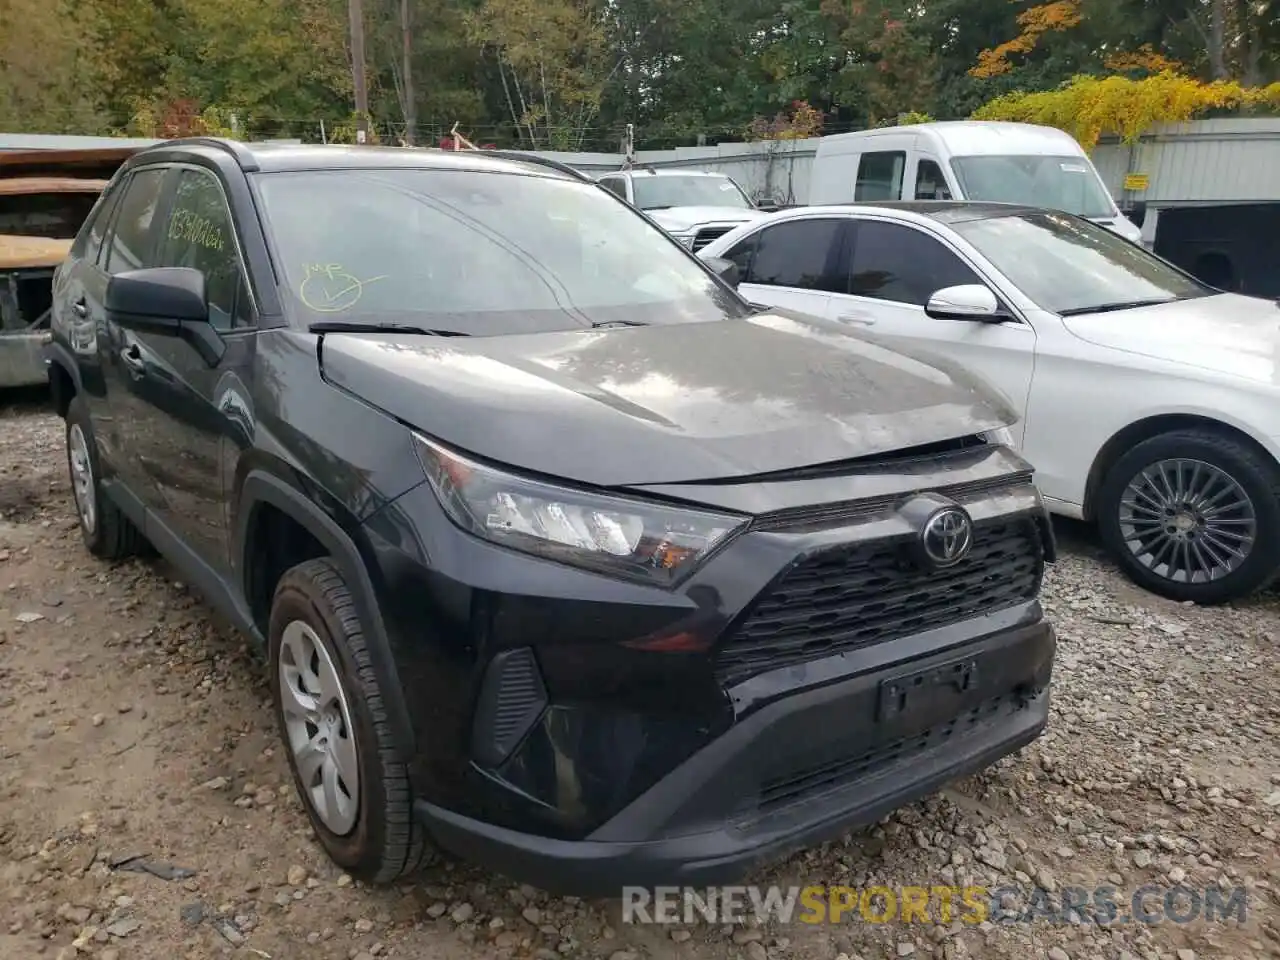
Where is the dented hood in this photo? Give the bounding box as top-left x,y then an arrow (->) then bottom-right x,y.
317,310 -> 1017,486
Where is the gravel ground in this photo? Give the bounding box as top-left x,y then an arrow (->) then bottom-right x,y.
2,389 -> 1279,960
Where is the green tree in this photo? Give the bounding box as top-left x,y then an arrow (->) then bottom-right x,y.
0,0 -> 109,133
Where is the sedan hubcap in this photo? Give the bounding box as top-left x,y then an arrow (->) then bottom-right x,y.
278,621 -> 360,835
1118,457 -> 1256,584
68,424 -> 96,536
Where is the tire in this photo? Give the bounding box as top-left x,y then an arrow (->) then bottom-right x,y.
65,395 -> 147,560
1097,429 -> 1280,605
268,557 -> 436,884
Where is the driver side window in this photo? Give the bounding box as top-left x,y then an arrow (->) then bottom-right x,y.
154,169 -> 253,331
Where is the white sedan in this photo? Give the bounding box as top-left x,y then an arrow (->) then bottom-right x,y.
699,202 -> 1280,605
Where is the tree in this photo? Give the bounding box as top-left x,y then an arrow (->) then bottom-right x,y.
0,0 -> 109,134
468,0 -> 611,149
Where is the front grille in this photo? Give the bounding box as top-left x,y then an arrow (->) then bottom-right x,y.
716,519 -> 1042,686
752,692 -> 1021,815
691,226 -> 735,251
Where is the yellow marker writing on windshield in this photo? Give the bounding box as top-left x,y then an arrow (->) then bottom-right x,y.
298,263 -> 387,312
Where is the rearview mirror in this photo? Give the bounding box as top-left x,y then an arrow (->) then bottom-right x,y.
925,284 -> 1003,322
105,267 -> 224,365
702,256 -> 740,289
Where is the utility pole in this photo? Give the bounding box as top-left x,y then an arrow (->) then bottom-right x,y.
348,0 -> 369,144
401,0 -> 415,145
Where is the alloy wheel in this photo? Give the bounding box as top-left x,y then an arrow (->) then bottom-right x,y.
1117,457 -> 1257,585
277,620 -> 361,835
68,423 -> 96,536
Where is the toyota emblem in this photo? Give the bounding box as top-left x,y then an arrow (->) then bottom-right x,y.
921,507 -> 973,567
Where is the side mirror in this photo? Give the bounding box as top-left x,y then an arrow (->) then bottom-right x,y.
106,267 -> 209,327
702,256 -> 740,289
925,283 -> 1004,322
105,267 -> 224,365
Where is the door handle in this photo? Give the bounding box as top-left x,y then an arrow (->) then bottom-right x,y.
72,298 -> 88,319
120,344 -> 146,377
838,313 -> 877,326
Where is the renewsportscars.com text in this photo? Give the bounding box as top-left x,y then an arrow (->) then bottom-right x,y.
621,885 -> 1248,927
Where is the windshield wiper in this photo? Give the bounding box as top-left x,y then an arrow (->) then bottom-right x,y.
591,319 -> 648,329
1058,297 -> 1179,317
309,320 -> 468,337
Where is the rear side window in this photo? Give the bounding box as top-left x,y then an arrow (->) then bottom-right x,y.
855,151 -> 905,201
71,178 -> 126,266
846,221 -> 980,305
741,219 -> 843,291
104,168 -> 169,274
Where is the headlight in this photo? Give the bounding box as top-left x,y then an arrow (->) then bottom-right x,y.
414,434 -> 747,586
982,426 -> 1016,448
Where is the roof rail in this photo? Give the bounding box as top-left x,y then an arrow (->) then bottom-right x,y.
478,150 -> 590,182
155,136 -> 260,172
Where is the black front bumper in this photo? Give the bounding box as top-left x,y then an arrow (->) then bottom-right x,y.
416,615 -> 1054,896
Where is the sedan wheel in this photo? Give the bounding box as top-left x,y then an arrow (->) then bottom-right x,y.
1117,457 -> 1257,585
1098,430 -> 1280,605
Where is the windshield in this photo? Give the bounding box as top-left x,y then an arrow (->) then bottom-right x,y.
952,210 -> 1213,315
253,169 -> 747,334
631,175 -> 753,211
950,154 -> 1116,219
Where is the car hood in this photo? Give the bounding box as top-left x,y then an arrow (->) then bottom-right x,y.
318,311 -> 1017,487
1061,293 -> 1280,386
646,206 -> 766,233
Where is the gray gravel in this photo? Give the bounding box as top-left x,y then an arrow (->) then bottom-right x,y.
1,394 -> 1278,960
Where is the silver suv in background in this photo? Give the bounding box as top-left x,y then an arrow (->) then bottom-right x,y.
596,168 -> 767,252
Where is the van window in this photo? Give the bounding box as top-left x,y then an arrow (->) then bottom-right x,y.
598,177 -> 628,200
914,160 -> 952,200
950,155 -> 1115,219
855,152 -> 905,202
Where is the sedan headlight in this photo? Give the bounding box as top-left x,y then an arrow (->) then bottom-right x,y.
414,435 -> 746,586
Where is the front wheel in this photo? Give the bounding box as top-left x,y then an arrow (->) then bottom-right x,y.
268,557 -> 436,884
1097,430 -> 1280,605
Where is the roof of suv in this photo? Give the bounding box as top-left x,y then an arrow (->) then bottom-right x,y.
129,137 -> 587,181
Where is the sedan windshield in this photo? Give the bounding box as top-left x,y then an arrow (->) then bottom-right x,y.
950,154 -> 1116,219
952,211 -> 1213,316
631,175 -> 753,211
252,168 -> 748,334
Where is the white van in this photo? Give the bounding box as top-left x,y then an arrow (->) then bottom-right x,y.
807,120 -> 1143,243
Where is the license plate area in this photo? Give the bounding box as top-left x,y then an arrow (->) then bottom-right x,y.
878,656 -> 979,722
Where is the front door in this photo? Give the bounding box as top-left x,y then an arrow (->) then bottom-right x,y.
718,215 -> 846,319
122,166 -> 259,576
95,164 -> 176,516
823,218 -> 1038,441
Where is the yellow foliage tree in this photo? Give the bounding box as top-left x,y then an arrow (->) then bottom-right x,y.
972,72 -> 1280,149
971,0 -> 1083,79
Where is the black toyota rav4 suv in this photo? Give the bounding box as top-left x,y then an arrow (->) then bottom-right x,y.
44,137 -> 1056,895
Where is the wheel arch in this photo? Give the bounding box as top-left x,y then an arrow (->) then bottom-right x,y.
1082,413 -> 1280,522
235,469 -> 416,760
44,341 -> 83,417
